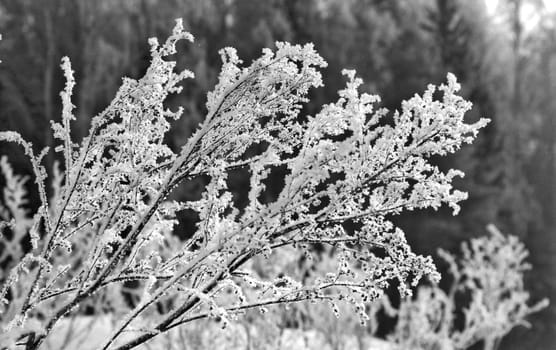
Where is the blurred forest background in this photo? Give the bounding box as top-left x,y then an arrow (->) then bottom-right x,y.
0,0 -> 555,348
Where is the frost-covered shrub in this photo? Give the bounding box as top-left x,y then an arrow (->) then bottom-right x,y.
387,225 -> 548,350
0,157 -> 34,282
257,227 -> 548,350
0,19 -> 488,350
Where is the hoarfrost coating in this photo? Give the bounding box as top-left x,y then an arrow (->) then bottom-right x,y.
0,18 -> 488,350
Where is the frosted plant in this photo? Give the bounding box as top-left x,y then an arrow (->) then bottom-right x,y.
0,19 -> 488,350
388,225 -> 549,350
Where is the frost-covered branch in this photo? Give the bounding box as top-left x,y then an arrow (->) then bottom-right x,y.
387,225 -> 549,350
0,18 -> 489,350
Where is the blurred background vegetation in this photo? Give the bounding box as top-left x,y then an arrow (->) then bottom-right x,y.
0,0 -> 554,348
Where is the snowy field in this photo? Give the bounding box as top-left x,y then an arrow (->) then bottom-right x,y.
41,315 -> 393,350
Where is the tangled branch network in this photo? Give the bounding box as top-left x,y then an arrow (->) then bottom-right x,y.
0,19 -> 489,350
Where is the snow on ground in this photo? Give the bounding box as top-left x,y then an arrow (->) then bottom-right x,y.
39,315 -> 395,350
